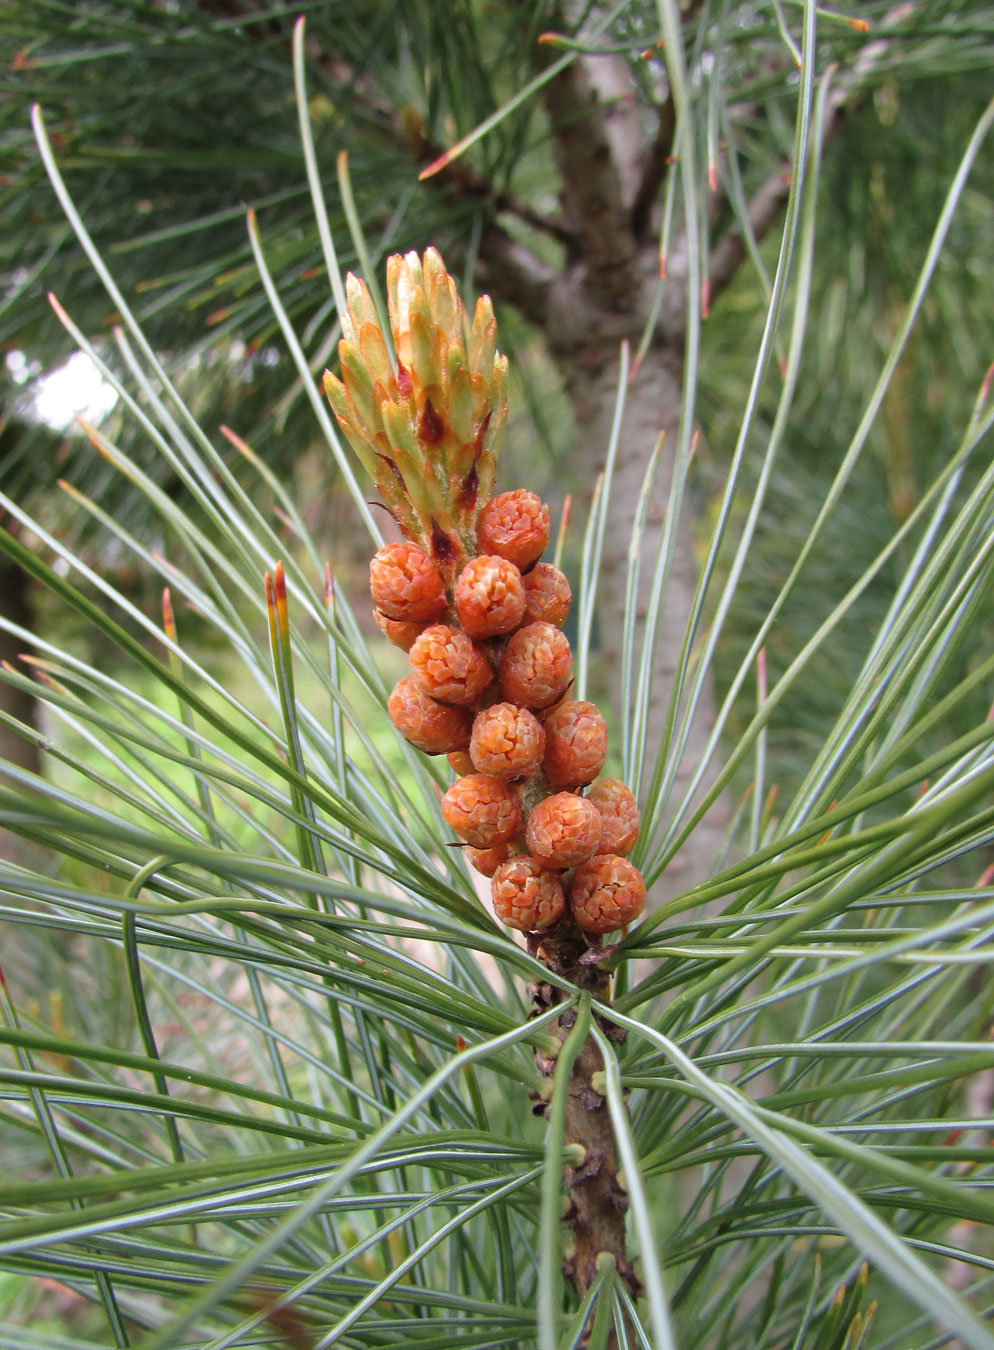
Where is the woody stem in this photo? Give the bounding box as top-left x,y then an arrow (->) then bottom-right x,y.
530,921 -> 640,1338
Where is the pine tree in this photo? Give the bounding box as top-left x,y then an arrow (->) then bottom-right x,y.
3,3 -> 994,1346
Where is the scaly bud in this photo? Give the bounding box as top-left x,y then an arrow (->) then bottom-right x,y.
587,779 -> 640,856
370,542 -> 446,622
569,855 -> 646,934
441,773 -> 522,848
498,622 -> 573,710
326,248 -> 508,566
491,856 -> 566,932
388,677 -> 472,755
454,555 -> 526,637
470,702 -> 546,781
543,700 -> 608,790
477,490 -> 550,569
522,562 -> 571,627
410,624 -> 493,706
525,792 -> 603,871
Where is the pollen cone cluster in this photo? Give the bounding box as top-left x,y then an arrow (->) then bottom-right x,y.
325,250 -> 646,940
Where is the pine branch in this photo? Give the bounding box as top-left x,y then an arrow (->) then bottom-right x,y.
409,124 -> 576,246
310,39 -> 573,246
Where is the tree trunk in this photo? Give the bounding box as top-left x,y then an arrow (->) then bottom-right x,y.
552,332 -> 729,906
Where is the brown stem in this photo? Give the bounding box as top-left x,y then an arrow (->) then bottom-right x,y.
529,921 -> 640,1320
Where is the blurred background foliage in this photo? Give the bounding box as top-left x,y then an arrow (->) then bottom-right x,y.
699,67 -> 994,791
